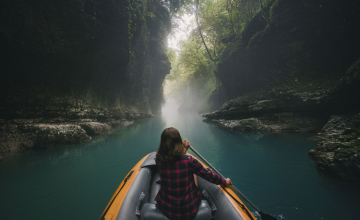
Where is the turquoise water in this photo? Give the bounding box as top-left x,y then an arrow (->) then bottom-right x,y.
1,109 -> 360,220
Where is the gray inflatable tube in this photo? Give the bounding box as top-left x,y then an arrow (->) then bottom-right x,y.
115,152 -> 247,220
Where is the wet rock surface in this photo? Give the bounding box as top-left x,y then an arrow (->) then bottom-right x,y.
202,89 -> 329,133
216,118 -> 267,131
0,98 -> 153,157
318,115 -> 354,140
202,88 -> 333,119
79,122 -> 111,136
0,114 -> 141,157
27,124 -> 91,147
0,123 -> 90,154
213,114 -> 324,132
308,113 -> 360,183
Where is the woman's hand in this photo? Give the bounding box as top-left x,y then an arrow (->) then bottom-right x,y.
225,178 -> 232,186
183,139 -> 190,151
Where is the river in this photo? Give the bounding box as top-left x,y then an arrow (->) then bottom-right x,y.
1,102 -> 359,220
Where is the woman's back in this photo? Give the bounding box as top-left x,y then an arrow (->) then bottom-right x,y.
156,154 -> 225,220
155,127 -> 227,220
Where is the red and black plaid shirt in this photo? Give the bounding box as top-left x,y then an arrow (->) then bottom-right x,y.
155,154 -> 226,220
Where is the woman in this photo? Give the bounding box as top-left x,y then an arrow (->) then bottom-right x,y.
155,127 -> 232,220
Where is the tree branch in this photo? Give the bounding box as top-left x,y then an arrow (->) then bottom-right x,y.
195,0 -> 219,62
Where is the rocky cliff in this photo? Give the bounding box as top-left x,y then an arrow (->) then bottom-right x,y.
0,0 -> 171,157
203,0 -> 360,182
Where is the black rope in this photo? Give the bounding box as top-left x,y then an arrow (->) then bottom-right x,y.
100,170 -> 134,220
221,186 -> 255,220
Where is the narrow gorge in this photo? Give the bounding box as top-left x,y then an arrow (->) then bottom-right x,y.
1,0 -> 360,184
1,1 -> 360,219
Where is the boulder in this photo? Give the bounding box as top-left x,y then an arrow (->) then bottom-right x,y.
308,113 -> 360,183
25,124 -> 91,148
79,122 -> 111,136
318,115 -> 354,140
217,118 -> 268,131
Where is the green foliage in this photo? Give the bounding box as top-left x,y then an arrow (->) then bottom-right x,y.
248,24 -> 268,47
165,29 -> 218,107
127,0 -> 134,58
165,0 -> 266,109
126,0 -> 154,58
166,48 -> 177,64
171,0 -> 262,60
147,12 -> 156,18
225,0 -> 261,35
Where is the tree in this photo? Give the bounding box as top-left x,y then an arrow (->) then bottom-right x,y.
164,0 -> 263,110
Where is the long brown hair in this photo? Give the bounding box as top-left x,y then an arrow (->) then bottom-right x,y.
156,127 -> 185,163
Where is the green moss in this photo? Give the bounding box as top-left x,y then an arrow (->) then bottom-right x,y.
222,38 -> 243,61
346,57 -> 360,76
247,25 -> 268,47
246,0 -> 277,47
262,0 -> 276,8
269,0 -> 279,22
334,145 -> 360,160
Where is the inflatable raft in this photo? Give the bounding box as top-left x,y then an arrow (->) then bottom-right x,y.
99,152 -> 256,220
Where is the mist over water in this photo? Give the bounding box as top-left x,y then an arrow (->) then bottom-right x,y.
162,99 -> 181,127
0,100 -> 359,220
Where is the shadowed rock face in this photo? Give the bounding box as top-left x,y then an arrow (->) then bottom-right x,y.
0,0 -> 171,156
308,114 -> 360,183
1,0 -> 170,114
317,115 -> 354,140
217,0 -> 360,98
203,0 -> 360,182
205,0 -> 360,119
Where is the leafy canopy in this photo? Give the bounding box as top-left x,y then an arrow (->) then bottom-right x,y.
165,0 -> 264,109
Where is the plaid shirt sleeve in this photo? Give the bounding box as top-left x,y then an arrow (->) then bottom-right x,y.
188,155 -> 226,185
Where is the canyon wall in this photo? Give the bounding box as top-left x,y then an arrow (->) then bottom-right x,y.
203,0 -> 360,182
0,0 -> 171,157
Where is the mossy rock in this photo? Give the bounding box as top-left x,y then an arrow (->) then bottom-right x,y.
346,58 -> 360,79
